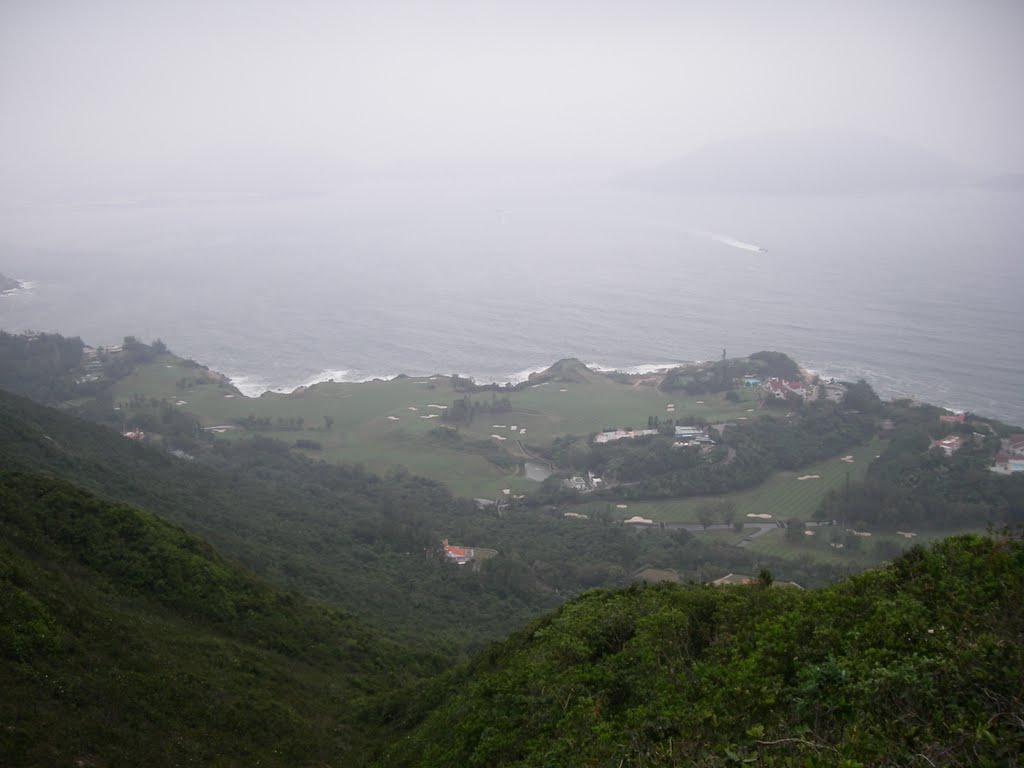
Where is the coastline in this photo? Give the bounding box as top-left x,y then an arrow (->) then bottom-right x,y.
217,355 -> 985,422
224,360 -> 694,399
0,276 -> 27,295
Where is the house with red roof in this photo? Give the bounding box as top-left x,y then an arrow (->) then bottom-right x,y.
930,435 -> 962,456
763,377 -> 811,401
992,436 -> 1024,474
441,538 -> 472,565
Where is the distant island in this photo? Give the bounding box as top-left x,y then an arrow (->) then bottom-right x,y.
0,273 -> 22,293
614,130 -> 975,195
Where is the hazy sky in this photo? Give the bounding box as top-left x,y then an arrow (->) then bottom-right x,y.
2,0 -> 1023,185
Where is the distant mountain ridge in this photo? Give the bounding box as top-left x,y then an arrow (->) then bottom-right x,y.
615,131 -> 975,195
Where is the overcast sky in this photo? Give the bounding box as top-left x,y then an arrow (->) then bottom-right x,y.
2,0 -> 1022,186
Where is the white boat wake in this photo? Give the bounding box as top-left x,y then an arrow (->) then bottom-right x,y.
704,231 -> 766,253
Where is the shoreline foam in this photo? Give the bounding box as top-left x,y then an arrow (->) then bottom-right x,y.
225,359 -> 694,398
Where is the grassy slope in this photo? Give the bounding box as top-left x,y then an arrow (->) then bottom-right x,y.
109,356 -> 761,497
576,439 -> 884,523
377,535 -> 1024,767
0,471 -> 424,767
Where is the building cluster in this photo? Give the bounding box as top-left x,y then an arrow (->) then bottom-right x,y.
757,376 -> 845,403
672,425 -> 715,447
993,435 -> 1024,474
593,428 -> 659,443
762,377 -> 813,400
930,435 -> 963,456
567,471 -> 603,491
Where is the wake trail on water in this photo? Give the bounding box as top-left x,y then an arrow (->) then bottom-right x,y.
703,231 -> 765,253
664,223 -> 766,253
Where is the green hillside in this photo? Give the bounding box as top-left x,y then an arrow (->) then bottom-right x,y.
1,387 -> 855,656
0,471 -> 428,767
0,387 -> 559,655
378,535 -> 1024,766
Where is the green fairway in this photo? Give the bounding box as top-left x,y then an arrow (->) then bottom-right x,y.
109,356 -> 766,498
746,524 -> 989,566
455,376 -> 761,445
574,439 -> 885,524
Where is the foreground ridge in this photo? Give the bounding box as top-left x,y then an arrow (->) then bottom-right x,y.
378,534 -> 1024,766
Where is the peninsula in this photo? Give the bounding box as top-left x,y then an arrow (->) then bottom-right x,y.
0,272 -> 22,293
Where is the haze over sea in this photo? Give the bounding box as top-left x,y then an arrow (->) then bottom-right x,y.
1,177 -> 1022,426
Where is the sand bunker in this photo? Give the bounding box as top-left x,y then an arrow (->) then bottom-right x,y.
420,414 -> 439,419
408,406 -> 418,411
563,512 -> 589,519
846,529 -> 872,537
509,425 -> 518,430
747,513 -> 773,519
797,474 -> 820,481
491,434 -> 507,441
223,394 -> 235,398
492,424 -> 507,428
896,531 -> 917,538
387,416 -> 400,421
427,404 -> 447,410
502,489 -> 510,495
175,400 -> 187,406
559,388 -> 568,392
624,515 -> 654,525
615,504 -> 628,509
696,401 -> 704,404
804,530 -> 815,536
841,456 -> 854,463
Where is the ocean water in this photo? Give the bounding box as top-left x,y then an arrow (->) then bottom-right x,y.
1,178 -> 1022,426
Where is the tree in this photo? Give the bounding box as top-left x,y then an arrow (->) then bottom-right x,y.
696,503 -> 716,530
717,500 -> 737,527
323,415 -> 334,431
843,378 -> 883,413
785,519 -> 807,543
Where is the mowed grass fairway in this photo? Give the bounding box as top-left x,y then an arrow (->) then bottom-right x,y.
456,374 -> 761,445
110,356 -> 763,498
575,439 -> 885,524
747,525 -> 989,566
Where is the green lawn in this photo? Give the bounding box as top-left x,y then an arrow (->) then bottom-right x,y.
574,439 -> 885,524
455,377 -> 761,445
746,524 -> 989,567
110,357 -> 764,498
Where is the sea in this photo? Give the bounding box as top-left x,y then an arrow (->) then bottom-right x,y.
1,175 -> 1022,426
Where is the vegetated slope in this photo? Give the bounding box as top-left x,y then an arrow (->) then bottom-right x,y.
0,388 -> 842,655
0,471 -> 428,767
379,535 -> 1024,767
0,387 -> 556,655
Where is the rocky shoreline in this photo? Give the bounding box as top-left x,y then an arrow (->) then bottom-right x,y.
0,273 -> 23,294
